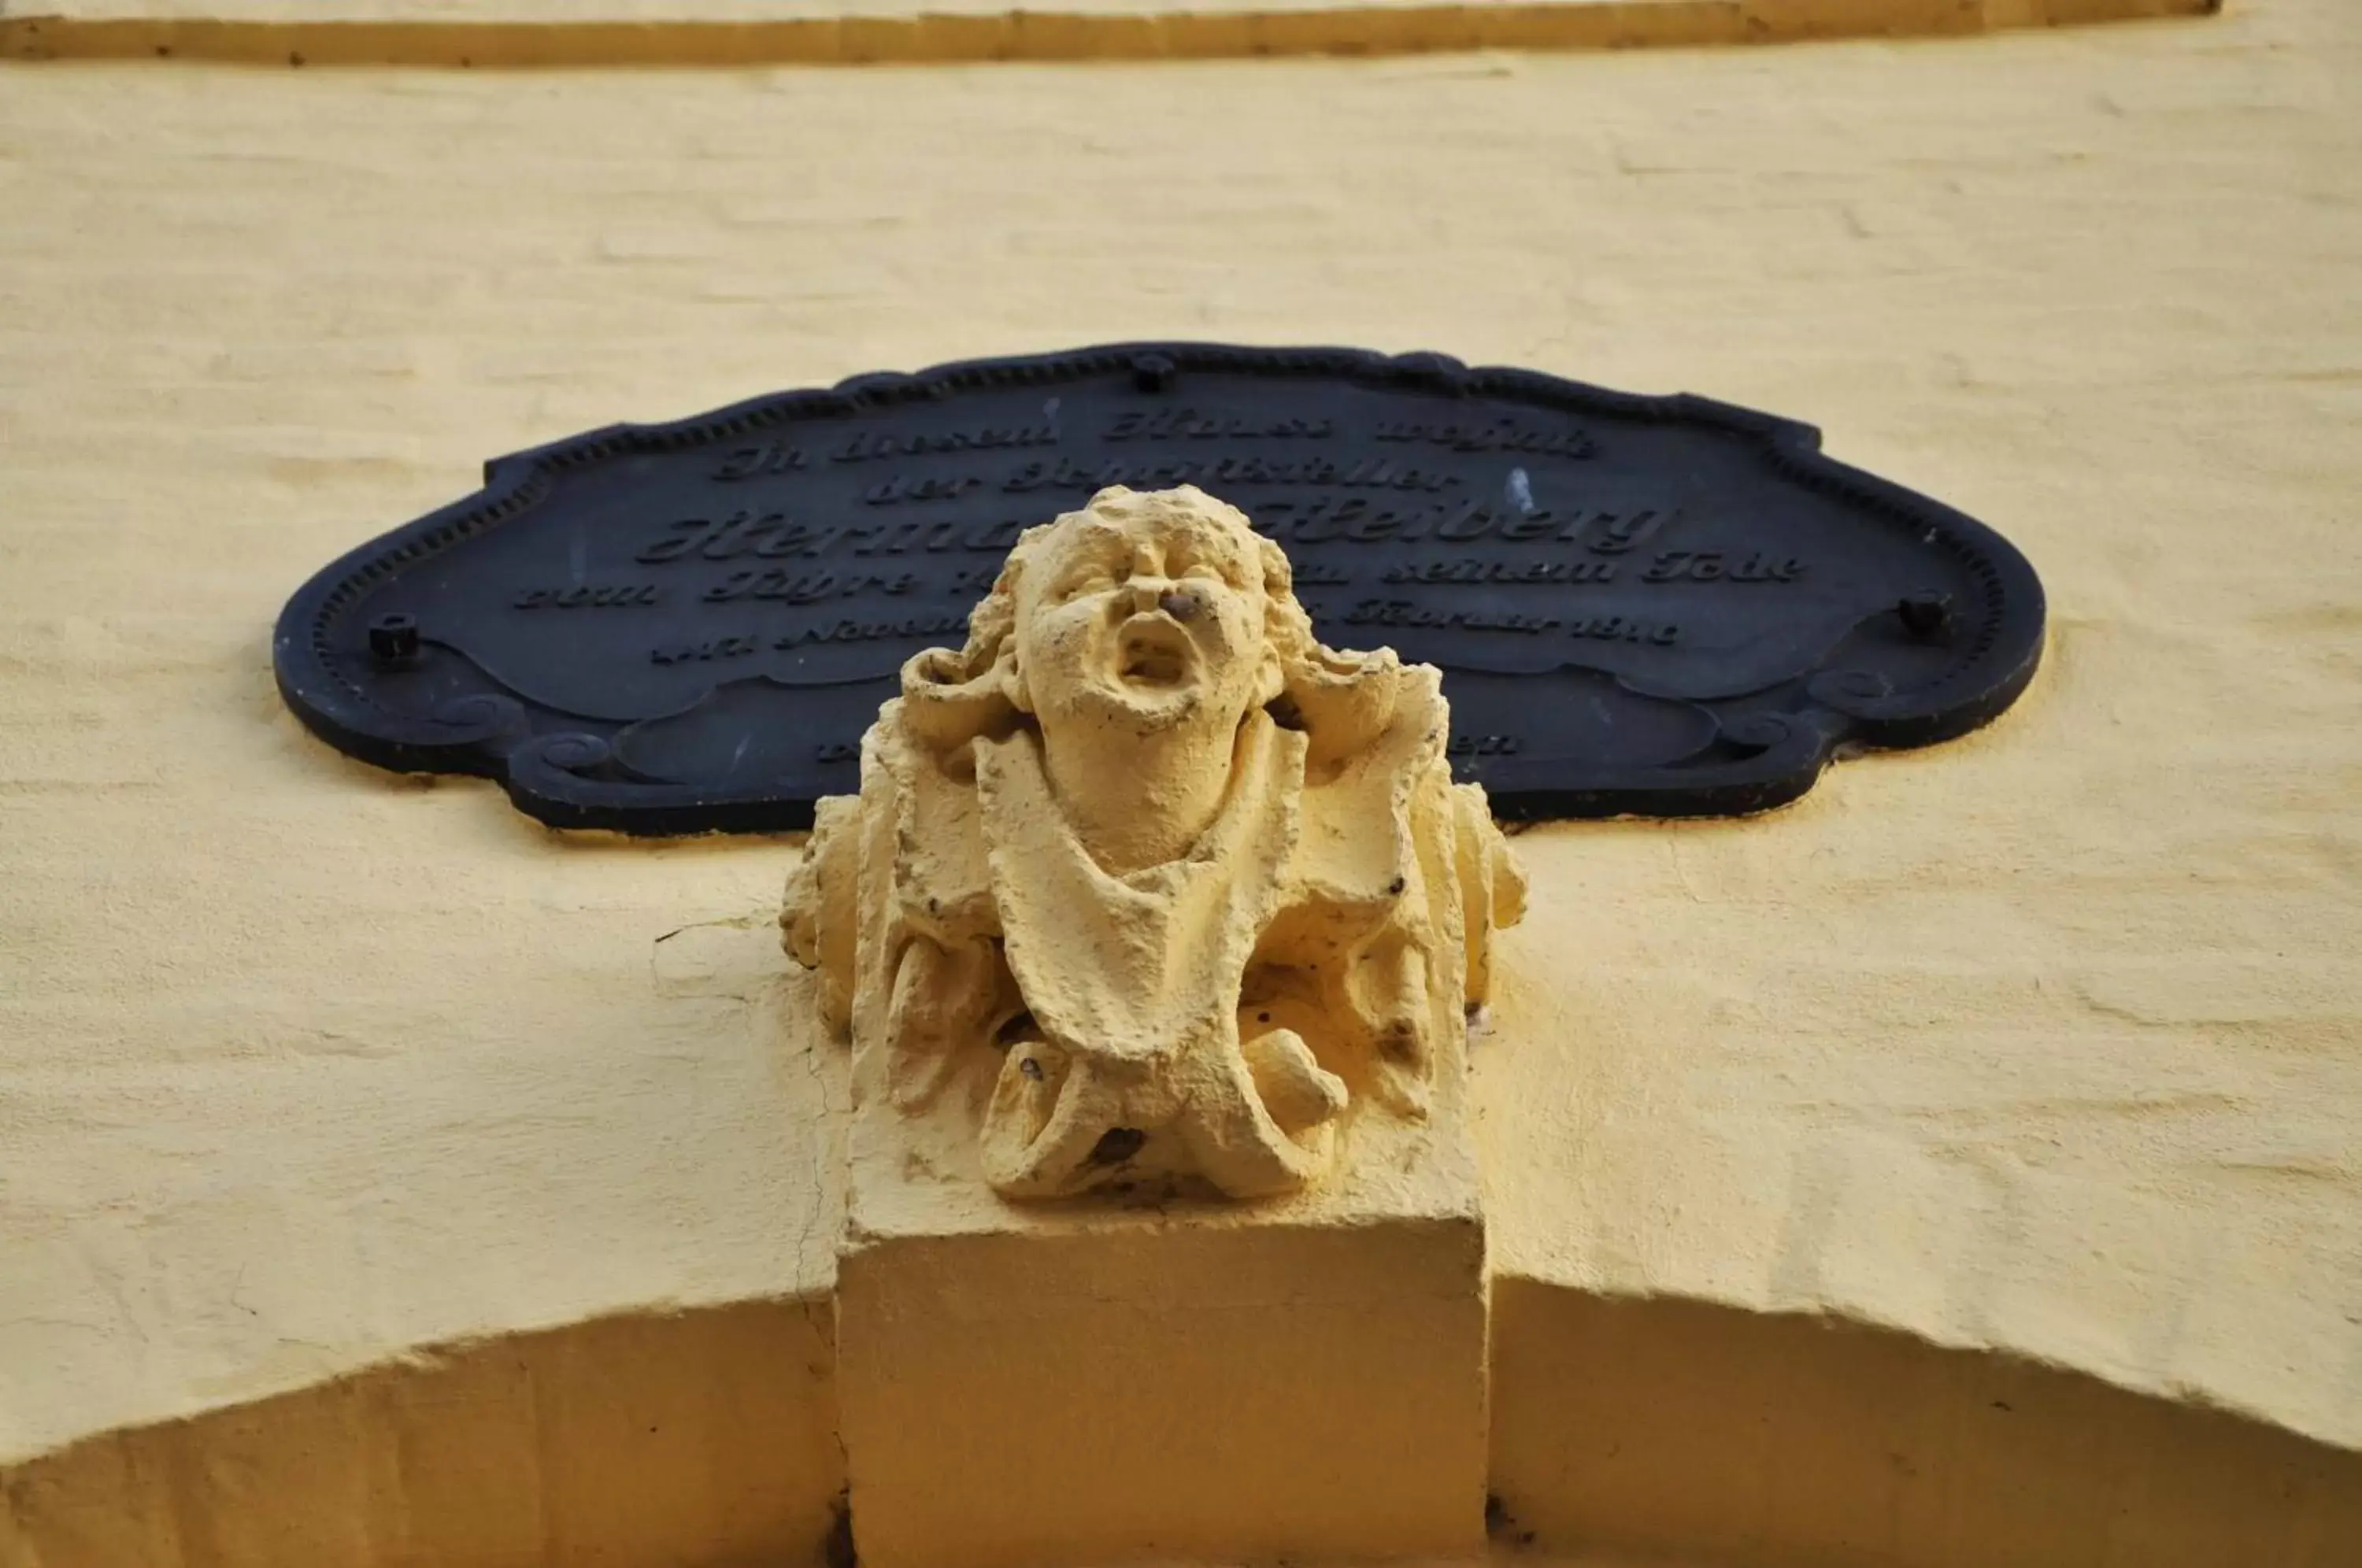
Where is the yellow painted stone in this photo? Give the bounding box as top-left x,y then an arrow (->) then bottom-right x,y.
5,2 -> 2362,1559
786,484 -> 1523,1203
839,1218 -> 1489,1567
791,486 -> 1512,1564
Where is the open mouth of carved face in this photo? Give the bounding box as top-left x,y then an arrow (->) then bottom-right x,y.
1115,614 -> 1194,690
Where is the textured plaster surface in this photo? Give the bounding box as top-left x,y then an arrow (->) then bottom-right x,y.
1467,0 -> 2362,1446
2,0 -> 2359,1558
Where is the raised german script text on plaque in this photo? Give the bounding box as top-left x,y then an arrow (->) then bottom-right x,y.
274,344 -> 2045,834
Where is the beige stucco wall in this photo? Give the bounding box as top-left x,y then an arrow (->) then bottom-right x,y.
4,1 -> 2360,1561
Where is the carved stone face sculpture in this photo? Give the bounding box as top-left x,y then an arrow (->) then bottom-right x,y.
1003,491 -> 1286,878
784,486 -> 1524,1202
1013,493 -> 1278,731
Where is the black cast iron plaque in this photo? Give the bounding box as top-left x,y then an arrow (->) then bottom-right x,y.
275,343 -> 2044,834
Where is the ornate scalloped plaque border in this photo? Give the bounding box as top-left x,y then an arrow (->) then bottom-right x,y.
273,342 -> 2045,834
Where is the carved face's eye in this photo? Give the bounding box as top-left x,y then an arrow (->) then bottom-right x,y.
1038,531 -> 1127,606
1049,564 -> 1112,604
1168,546 -> 1240,594
1200,557 -> 1249,593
